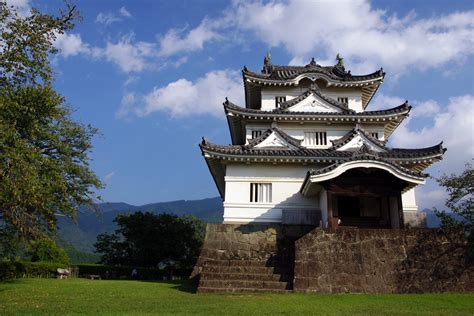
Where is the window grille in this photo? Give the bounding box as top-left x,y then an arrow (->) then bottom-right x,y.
275,96 -> 286,108
251,130 -> 263,139
370,132 -> 378,138
304,132 -> 327,146
337,97 -> 349,105
250,183 -> 272,203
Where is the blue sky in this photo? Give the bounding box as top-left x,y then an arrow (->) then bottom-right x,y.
8,0 -> 474,209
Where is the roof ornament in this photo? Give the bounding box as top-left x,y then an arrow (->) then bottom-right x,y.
263,52 -> 272,74
309,57 -> 317,66
201,137 -> 207,145
264,52 -> 271,66
335,53 -> 344,68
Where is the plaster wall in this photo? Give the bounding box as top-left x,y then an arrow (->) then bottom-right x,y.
224,163 -> 321,223
260,86 -> 363,112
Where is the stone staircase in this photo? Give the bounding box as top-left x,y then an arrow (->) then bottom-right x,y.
192,224 -> 314,293
198,258 -> 292,293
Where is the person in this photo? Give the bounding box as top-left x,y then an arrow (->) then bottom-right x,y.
131,268 -> 138,280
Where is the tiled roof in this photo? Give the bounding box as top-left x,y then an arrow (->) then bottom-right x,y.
243,58 -> 385,83
308,155 -> 427,178
224,98 -> 411,117
201,127 -> 445,161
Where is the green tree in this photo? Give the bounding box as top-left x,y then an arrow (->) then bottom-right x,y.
27,237 -> 70,265
434,163 -> 473,236
0,2 -> 102,238
95,212 -> 206,269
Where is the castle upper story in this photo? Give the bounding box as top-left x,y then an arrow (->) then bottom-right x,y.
242,54 -> 385,112
224,54 -> 409,148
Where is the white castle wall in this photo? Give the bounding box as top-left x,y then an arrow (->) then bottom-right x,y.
260,86 -> 363,112
223,162 -> 419,224
223,163 -> 320,223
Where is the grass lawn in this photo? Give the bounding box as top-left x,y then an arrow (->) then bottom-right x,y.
0,278 -> 473,315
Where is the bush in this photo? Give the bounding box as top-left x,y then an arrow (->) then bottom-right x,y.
27,238 -> 70,265
0,261 -> 71,279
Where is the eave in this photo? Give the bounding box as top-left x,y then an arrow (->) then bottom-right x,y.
224,100 -> 411,144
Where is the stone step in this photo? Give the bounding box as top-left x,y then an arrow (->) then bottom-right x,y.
201,272 -> 291,282
200,259 -> 274,267
198,287 -> 290,294
200,279 -> 290,290
201,265 -> 291,275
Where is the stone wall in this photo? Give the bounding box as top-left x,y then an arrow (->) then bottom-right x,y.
294,228 -> 474,293
191,224 -> 313,283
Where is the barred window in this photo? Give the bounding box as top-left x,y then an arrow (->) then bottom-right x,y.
304,132 -> 327,146
337,97 -> 348,105
250,183 -> 272,203
275,96 -> 286,108
370,132 -> 378,139
251,130 -> 263,139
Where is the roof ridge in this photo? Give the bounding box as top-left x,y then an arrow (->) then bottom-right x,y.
330,124 -> 387,149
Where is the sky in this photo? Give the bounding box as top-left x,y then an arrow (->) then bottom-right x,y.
6,0 -> 474,210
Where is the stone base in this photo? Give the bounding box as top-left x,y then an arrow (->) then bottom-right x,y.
192,224 -> 473,293
294,228 -> 474,293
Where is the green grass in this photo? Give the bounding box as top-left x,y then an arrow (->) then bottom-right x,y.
0,278 -> 473,315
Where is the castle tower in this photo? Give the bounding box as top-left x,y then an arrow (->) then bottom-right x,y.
200,55 -> 445,228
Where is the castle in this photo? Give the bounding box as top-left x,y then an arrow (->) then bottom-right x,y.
201,54 -> 445,229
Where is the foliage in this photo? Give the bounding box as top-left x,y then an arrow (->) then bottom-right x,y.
0,2 -> 102,238
95,212 -> 205,270
434,163 -> 473,236
1,279 -> 474,315
59,241 -> 100,264
75,263 -> 188,280
0,260 -> 68,280
0,1 -> 79,87
26,237 -> 70,265
0,222 -> 22,260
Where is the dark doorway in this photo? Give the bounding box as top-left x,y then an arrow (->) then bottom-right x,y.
337,196 -> 360,217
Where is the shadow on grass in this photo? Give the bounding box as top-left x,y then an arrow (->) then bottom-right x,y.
134,279 -> 197,293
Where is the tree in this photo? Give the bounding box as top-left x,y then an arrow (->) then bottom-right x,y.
95,212 -> 206,269
434,163 -> 473,236
0,2 -> 102,238
27,237 -> 70,265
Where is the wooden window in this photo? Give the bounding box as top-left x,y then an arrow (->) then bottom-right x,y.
275,96 -> 286,108
251,130 -> 263,139
370,132 -> 378,139
337,97 -> 348,105
304,132 -> 327,146
250,183 -> 272,203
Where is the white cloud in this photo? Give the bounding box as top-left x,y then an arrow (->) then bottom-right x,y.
102,34 -> 156,73
4,0 -> 30,16
229,0 -> 474,75
54,33 -> 90,57
117,70 -> 243,118
116,92 -> 137,119
380,94 -> 474,209
369,93 -> 405,111
96,6 -> 133,26
119,7 -> 132,18
158,19 -> 221,56
104,171 -> 116,183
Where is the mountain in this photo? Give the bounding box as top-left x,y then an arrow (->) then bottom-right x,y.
58,197 -> 223,252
